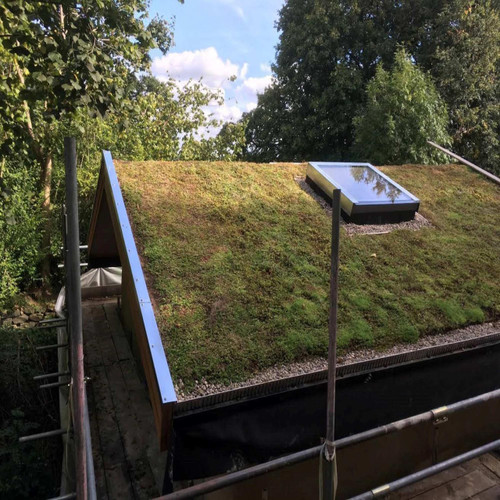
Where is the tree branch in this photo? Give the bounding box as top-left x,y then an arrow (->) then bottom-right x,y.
59,4 -> 66,40
14,61 -> 43,162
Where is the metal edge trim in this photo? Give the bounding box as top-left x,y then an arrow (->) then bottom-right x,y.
306,164 -> 354,215
175,331 -> 500,415
101,151 -> 177,404
350,201 -> 420,214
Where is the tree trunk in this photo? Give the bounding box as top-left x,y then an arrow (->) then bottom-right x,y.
14,59 -> 55,288
40,154 -> 53,285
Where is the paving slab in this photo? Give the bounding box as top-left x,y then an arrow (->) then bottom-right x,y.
83,299 -> 166,499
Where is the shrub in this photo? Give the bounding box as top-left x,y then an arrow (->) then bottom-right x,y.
354,49 -> 451,164
0,161 -> 41,307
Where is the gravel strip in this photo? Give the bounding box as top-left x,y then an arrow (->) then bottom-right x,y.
175,320 -> 500,401
295,176 -> 433,235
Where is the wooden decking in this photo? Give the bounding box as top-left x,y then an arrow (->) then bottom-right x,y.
389,453 -> 500,500
83,299 -> 166,499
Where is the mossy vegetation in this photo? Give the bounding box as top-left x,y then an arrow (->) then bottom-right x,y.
115,161 -> 499,386
0,326 -> 61,498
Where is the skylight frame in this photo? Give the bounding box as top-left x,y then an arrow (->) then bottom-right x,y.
306,162 -> 420,217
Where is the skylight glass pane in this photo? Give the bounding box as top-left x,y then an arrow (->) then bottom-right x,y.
320,164 -> 412,204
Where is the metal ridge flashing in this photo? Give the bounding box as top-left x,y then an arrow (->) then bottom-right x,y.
101,150 -> 177,405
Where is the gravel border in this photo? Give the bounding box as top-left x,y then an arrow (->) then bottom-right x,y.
175,320 -> 500,401
295,176 -> 433,235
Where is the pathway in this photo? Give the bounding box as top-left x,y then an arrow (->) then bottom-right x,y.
83,299 -> 166,499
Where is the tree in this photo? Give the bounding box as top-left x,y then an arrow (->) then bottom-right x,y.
0,1 -> 238,305
0,163 -> 40,306
177,120 -> 246,161
0,1 -> 173,282
430,0 -> 500,174
244,0 -> 444,162
245,0 -> 499,172
211,120 -> 247,161
244,84 -> 292,162
354,49 -> 451,165
115,76 -> 223,161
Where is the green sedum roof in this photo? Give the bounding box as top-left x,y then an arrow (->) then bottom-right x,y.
115,160 -> 500,387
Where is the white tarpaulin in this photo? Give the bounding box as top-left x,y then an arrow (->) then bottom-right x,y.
55,267 -> 122,317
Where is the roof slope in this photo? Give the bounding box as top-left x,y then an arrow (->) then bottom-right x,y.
115,161 -> 500,386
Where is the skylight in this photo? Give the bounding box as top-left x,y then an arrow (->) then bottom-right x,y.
306,162 -> 420,224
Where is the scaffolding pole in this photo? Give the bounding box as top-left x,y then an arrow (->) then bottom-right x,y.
321,188 -> 341,500
64,137 -> 87,499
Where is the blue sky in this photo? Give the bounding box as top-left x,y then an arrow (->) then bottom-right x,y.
149,0 -> 284,126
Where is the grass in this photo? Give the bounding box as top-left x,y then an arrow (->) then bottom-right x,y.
115,161 -> 500,387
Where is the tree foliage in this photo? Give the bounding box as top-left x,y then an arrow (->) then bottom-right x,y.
0,0 -> 176,167
0,326 -> 61,498
0,1 -> 243,306
183,120 -> 248,161
0,0 -> 175,282
245,0 -> 441,162
0,1 -> 171,124
245,0 -> 499,173
431,0 -> 500,173
0,162 -> 40,305
116,77 -> 223,161
244,84 -> 290,162
354,49 -> 451,164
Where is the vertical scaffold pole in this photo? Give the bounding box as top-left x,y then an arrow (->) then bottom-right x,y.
320,188 -> 341,500
64,137 -> 87,499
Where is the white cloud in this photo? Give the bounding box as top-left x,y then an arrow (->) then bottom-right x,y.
151,49 -> 274,131
245,102 -> 258,112
235,75 -> 274,102
210,0 -> 245,20
152,47 -> 239,89
234,5 -> 245,20
240,62 -> 249,80
260,63 -> 272,73
207,103 -> 243,124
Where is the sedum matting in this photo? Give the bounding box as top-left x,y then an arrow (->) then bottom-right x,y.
114,160 -> 500,388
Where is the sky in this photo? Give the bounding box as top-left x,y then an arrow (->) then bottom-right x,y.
149,0 -> 284,130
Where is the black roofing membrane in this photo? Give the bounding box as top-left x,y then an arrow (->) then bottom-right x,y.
171,340 -> 500,481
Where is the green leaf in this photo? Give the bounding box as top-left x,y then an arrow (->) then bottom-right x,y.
32,72 -> 46,82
